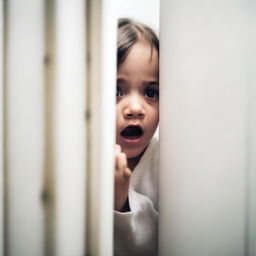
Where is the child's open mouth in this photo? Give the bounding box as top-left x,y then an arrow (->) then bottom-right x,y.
121,125 -> 143,142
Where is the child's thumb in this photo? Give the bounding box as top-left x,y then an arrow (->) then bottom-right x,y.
124,167 -> 131,180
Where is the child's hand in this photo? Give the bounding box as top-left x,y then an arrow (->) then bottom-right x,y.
114,144 -> 132,211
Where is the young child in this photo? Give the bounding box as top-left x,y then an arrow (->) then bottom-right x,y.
114,18 -> 159,256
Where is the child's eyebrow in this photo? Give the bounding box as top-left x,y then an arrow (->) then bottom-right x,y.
116,78 -> 127,85
143,81 -> 159,86
117,78 -> 126,84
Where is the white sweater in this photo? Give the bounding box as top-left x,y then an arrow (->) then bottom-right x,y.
114,137 -> 159,256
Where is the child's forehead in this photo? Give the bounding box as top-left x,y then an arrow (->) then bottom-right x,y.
130,40 -> 157,57
118,43 -> 158,71
119,40 -> 158,66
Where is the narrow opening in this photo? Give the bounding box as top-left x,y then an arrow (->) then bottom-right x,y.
114,1 -> 160,255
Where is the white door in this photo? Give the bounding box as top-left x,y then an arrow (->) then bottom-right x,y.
159,1 -> 256,255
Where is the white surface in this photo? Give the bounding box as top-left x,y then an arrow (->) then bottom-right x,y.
248,4 -> 256,255
159,1 -> 251,255
116,0 -> 159,33
5,1 -> 44,255
53,1 -> 86,255
86,0 -> 116,255
0,1 -> 3,255
98,1 -> 116,254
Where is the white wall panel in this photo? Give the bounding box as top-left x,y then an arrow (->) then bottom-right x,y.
0,0 -> 3,255
5,1 -> 44,255
53,1 -> 86,255
248,3 -> 256,255
86,0 -> 116,255
159,1 -> 251,255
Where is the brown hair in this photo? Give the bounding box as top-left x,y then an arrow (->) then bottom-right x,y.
117,18 -> 159,65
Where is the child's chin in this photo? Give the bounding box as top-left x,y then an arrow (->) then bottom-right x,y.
125,148 -> 145,159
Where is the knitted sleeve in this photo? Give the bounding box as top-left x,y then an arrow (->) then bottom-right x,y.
114,189 -> 158,256
114,137 -> 159,256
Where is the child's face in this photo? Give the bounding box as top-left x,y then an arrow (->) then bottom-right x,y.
116,40 -> 159,159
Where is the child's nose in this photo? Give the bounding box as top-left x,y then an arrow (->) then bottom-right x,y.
124,96 -> 145,119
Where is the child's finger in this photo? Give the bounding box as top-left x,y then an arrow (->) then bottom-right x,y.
114,144 -> 121,155
116,152 -> 127,173
123,167 -> 131,180
114,144 -> 121,170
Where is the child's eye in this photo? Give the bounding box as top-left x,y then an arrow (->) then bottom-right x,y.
144,88 -> 159,99
116,86 -> 123,97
